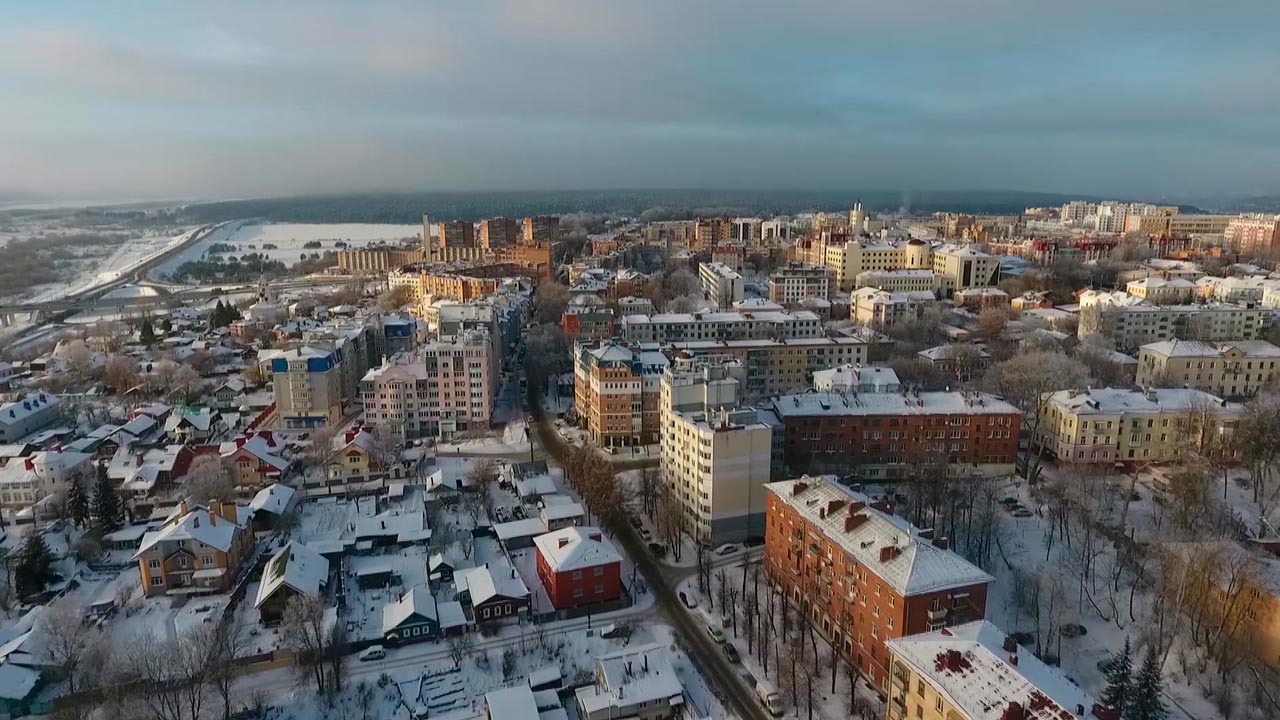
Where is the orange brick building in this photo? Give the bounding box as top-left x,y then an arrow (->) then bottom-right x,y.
764,477 -> 993,689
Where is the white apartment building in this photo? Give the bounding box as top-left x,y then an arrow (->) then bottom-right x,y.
620,310 -> 822,344
1136,339 -> 1280,398
1082,303 -> 1274,351
659,361 -> 773,543
812,364 -> 901,393
0,393 -> 61,443
852,288 -> 937,328
0,449 -> 92,510
1196,275 -> 1280,305
769,262 -> 833,306
360,329 -> 497,440
1125,277 -> 1198,304
698,261 -> 745,309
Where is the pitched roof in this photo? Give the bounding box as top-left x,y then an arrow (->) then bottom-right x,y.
134,503 -> 246,557
382,586 -> 437,634
249,483 -> 296,515
0,393 -> 58,427
221,432 -> 289,471
255,541 -> 328,608
577,643 -> 683,716
534,527 -> 621,573
456,563 -> 529,605
886,621 -> 1093,720
767,477 -> 994,595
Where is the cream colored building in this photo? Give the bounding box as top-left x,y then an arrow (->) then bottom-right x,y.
852,288 -> 936,328
1083,302 -> 1274,351
698,261 -> 744,309
854,269 -> 939,293
620,310 -> 822,344
822,237 -> 932,290
1037,387 -> 1242,465
1136,339 -> 1280,398
260,346 -> 344,429
659,359 -> 773,543
1125,277 -> 1197,304
931,244 -> 1000,298
887,621 -> 1099,720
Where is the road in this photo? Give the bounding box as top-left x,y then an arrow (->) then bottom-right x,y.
526,383 -> 769,720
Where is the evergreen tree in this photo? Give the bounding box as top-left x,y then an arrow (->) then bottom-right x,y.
1125,647 -> 1168,720
1101,636 -> 1133,713
65,477 -> 90,529
139,317 -> 156,347
91,463 -> 124,535
14,532 -> 54,598
159,317 -> 173,334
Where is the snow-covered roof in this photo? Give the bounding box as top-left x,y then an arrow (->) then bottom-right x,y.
249,483 -> 296,515
352,510 -> 430,543
165,407 -> 217,433
918,344 -> 991,362
494,518 -> 547,541
485,685 -> 541,720
515,474 -> 557,498
107,443 -> 187,484
812,364 -> 901,392
455,563 -> 529,605
886,621 -> 1093,720
117,414 -> 158,439
767,477 -> 994,596
221,432 -> 290,471
0,393 -> 58,427
576,643 -> 683,716
134,503 -> 247,557
534,527 -> 621,574
1139,339 -> 1280,359
437,600 -> 467,629
769,390 -> 1017,418
1046,387 -> 1241,417
255,541 -> 328,608
0,662 -> 40,701
382,586 -> 437,634
539,502 -> 584,523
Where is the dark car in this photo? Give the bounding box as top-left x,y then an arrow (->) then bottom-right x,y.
679,591 -> 697,609
723,643 -> 741,663
629,516 -> 644,529
648,542 -> 668,558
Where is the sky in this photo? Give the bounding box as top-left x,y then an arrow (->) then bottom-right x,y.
1,0 -> 1279,202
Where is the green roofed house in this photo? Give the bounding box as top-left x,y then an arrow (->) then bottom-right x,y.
382,586 -> 439,645
254,541 -> 329,624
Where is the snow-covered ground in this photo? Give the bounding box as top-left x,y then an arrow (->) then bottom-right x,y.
153,222 -> 422,279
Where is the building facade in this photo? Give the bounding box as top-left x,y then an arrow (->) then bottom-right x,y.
573,343 -> 671,448
699,262 -> 745,308
135,500 -> 254,597
262,346 -> 344,429
769,262 -> 833,306
620,310 -> 822,344
1136,339 -> 1280,398
361,331 -> 498,440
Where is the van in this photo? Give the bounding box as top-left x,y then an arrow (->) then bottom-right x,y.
358,645 -> 386,661
755,680 -> 783,717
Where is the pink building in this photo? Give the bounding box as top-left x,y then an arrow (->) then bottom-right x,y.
360,328 -> 497,440
1225,215 -> 1280,257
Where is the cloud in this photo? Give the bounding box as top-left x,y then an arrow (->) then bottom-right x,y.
0,0 -> 1277,200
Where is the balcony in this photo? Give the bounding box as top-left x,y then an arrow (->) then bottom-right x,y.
927,607 -> 947,622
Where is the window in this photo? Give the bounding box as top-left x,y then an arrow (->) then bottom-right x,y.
574,588 -> 584,598
148,559 -> 160,569
595,584 -> 604,594
936,697 -> 944,712
594,566 -> 604,576
152,575 -> 165,586
572,570 -> 583,580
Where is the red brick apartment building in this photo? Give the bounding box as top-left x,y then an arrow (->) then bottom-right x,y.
765,390 -> 1021,479
764,477 -> 993,689
533,526 -> 623,610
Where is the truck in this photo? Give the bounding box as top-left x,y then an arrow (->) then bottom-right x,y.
755,680 -> 783,717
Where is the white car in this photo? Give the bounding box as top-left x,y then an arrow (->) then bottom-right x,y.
715,544 -> 740,556
358,645 -> 386,661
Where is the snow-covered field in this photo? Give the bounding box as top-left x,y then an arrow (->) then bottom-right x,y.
153,222 -> 422,279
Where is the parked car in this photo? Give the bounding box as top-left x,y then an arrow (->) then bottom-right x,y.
358,645 -> 386,662
679,591 -> 697,609
715,544 -> 740,556
707,624 -> 725,643
723,643 -> 741,663
648,542 -> 668,558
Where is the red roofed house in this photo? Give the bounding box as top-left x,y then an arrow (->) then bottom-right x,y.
220,430 -> 291,490
534,526 -> 622,610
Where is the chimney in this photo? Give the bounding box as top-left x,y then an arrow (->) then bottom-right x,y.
879,546 -> 899,563
23,458 -> 34,471
934,536 -> 949,550
847,501 -> 866,515
589,532 -> 601,542
1091,705 -> 1121,720
1075,704 -> 1085,717
1002,635 -> 1018,653
791,481 -> 809,496
827,499 -> 845,516
179,499 -> 189,515
1001,702 -> 1025,720
1008,653 -> 1018,666
844,514 -> 868,533
235,437 -> 246,448
559,538 -> 569,548
209,509 -> 217,526
944,649 -> 962,671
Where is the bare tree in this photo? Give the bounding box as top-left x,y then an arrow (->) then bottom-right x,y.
975,306 -> 1012,341
205,614 -> 251,719
280,593 -> 343,697
468,458 -> 500,512
38,601 -> 101,694
985,350 -> 1091,479
447,632 -> 474,668
655,482 -> 685,561
532,280 -> 571,324
187,455 -> 236,504
106,355 -> 141,393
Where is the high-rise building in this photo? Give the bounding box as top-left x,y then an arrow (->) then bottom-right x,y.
523,215 -> 560,246
260,346 -> 344,429
769,262 -> 834,306
573,343 -> 671,448
439,220 -> 476,249
693,217 -> 732,250
1225,214 -> 1280,257
480,217 -> 520,250
698,262 -> 745,308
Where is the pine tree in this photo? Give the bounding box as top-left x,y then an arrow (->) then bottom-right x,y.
159,317 -> 173,334
66,477 -> 90,529
139,317 -> 156,347
14,532 -> 54,598
1125,647 -> 1168,720
91,463 -> 124,535
1101,636 -> 1133,713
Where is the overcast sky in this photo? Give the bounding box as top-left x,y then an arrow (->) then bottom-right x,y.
2,1 -> 1278,202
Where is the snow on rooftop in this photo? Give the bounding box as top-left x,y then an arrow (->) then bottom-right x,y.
1046,387 -> 1241,416
887,620 -> 1093,720
533,526 -> 621,574
249,483 -> 296,515
577,643 -> 683,715
135,504 -> 245,557
767,477 -> 994,596
456,563 -> 529,605
485,684 -> 541,720
770,390 -> 1017,418
1140,339 -> 1280,358
381,586 -> 437,634
0,393 -> 58,427
255,541 -> 328,608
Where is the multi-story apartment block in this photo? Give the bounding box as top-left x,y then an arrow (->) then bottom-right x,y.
669,337 -> 867,401
135,499 -> 254,597
0,449 -> 92,510
261,346 -> 344,429
439,220 -> 476,249
620,310 -> 822,344
769,262 -> 833,306
480,217 -> 520,250
1136,339 -> 1280,398
1195,276 -> 1280,305
523,215 -> 560,246
1037,387 -> 1242,465
659,358 -> 777,543
852,288 -> 936,328
886,621 -> 1099,720
766,390 -> 1020,478
388,263 -> 523,305
693,217 -> 732,250
0,393 -> 61,443
1082,303 -> 1273,351
764,477 -> 994,689
698,261 -> 744,308
573,343 -> 671,448
931,244 -> 999,298
360,329 -> 497,440
1225,214 -> 1280,256
337,247 -> 424,274
710,244 -> 746,272
855,269 -> 939,293
823,236 -> 933,291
